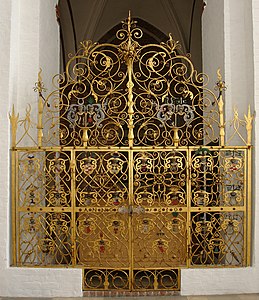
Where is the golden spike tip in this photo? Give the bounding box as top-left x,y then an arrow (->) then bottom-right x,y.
217,68 -> 222,81
9,104 -> 19,120
127,10 -> 131,33
244,105 -> 254,123
244,105 -> 254,145
248,105 -> 251,119
38,67 -> 43,83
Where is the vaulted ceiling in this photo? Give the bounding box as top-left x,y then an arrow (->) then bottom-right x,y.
58,0 -> 203,71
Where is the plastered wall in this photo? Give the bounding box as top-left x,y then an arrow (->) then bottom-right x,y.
0,0 -> 82,297
182,0 -> 259,295
0,0 -> 258,297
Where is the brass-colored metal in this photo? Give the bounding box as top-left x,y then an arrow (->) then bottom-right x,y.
226,107 -> 254,146
82,128 -> 89,147
125,11 -> 135,148
9,105 -> 19,149
11,150 -> 17,265
129,149 -> 134,290
10,14 -> 253,291
244,106 -> 254,146
71,150 -> 77,266
216,69 -> 226,146
173,128 -> 180,146
34,68 -> 46,147
186,148 -> 192,267
246,146 -> 252,265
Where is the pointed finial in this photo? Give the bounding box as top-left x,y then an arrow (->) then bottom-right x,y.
247,105 -> 251,118
217,68 -> 222,81
215,68 -> 226,93
164,33 -> 180,52
9,104 -> 19,148
9,104 -> 19,120
38,67 -> 43,83
33,68 -> 46,95
244,104 -> 254,145
127,10 -> 131,32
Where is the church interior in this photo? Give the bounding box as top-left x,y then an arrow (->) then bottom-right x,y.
0,0 -> 259,298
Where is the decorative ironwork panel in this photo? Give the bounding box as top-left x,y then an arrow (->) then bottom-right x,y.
18,212 -> 72,266
190,211 -> 244,266
43,42 -> 129,147
83,269 -> 130,290
18,151 -> 45,207
18,150 -> 72,207
190,148 -> 246,207
82,268 -> 180,291
133,269 -> 180,290
132,43 -> 220,146
132,210 -> 187,268
76,210 -> 130,268
75,150 -> 130,268
75,151 -> 129,207
132,150 -> 187,268
133,150 -> 188,207
10,12 -> 253,293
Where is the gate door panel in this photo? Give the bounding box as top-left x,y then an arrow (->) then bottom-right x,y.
189,148 -> 247,267
132,150 -> 188,270
75,150 -> 130,269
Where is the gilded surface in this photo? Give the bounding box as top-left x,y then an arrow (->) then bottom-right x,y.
10,13 -> 253,291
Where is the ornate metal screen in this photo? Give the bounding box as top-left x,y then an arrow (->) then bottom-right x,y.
10,13 -> 253,292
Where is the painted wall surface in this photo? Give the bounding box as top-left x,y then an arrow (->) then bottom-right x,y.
202,0 -> 224,88
0,0 -> 82,297
182,0 -> 259,295
0,0 -> 258,297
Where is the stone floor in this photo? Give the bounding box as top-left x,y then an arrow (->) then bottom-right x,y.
1,295 -> 259,300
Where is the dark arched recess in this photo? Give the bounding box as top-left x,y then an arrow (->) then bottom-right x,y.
98,18 -> 169,45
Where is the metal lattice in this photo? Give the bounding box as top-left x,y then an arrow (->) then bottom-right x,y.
10,13 -> 253,292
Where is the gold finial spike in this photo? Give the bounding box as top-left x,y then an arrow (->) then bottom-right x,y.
215,68 -> 226,146
36,68 -> 45,147
244,105 -> 254,146
38,67 -> 43,83
37,68 -> 43,95
10,104 -> 17,119
126,10 -> 133,51
166,33 -> 180,52
34,68 -> 46,96
216,68 -> 226,93
217,68 -> 222,82
169,33 -> 174,49
127,10 -> 131,33
9,104 -> 19,148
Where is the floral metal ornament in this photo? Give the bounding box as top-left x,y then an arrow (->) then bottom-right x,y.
10,11 -> 253,292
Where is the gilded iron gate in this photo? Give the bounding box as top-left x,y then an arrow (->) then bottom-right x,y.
10,13 -> 253,292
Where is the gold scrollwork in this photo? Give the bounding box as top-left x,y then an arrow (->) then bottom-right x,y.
11,12 -> 252,292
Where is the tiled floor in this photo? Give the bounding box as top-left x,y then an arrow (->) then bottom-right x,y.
1,295 -> 259,300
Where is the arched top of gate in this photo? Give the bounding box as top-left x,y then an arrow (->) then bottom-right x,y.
9,13 -> 253,149
98,17 -> 169,46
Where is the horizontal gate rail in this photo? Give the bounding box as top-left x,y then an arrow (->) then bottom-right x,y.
9,13 -> 253,291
